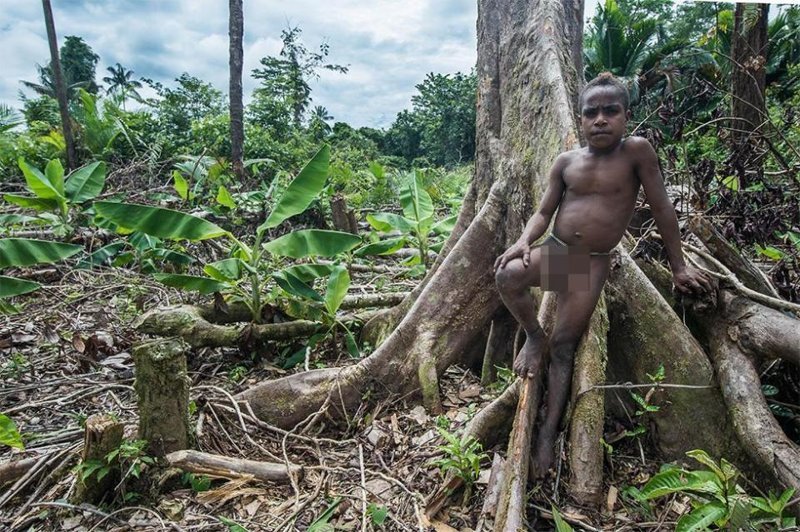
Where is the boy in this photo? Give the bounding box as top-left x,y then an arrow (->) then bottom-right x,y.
494,72 -> 711,477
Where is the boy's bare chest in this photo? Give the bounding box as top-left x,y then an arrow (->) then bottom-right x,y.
562,156 -> 639,197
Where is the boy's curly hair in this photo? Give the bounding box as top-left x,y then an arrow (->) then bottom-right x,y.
580,72 -> 630,110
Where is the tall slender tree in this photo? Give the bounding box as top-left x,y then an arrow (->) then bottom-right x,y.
229,0 -> 244,180
41,0 -> 76,170
730,3 -> 769,185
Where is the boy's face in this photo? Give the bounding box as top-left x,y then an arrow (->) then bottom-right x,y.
580,86 -> 630,150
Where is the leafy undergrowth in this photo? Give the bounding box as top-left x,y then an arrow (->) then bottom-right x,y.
1,264 -> 779,532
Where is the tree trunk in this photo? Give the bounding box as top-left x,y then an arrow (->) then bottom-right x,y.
41,0 -> 76,171
229,0 -> 245,181
223,0 -> 800,520
730,3 -> 769,185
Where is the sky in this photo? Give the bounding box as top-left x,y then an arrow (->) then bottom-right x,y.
12,1 -> 797,129
0,0 -> 490,129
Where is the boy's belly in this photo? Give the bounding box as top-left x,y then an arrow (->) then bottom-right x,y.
552,195 -> 636,252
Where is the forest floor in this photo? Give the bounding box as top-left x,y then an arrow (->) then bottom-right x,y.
1,254 -> 712,532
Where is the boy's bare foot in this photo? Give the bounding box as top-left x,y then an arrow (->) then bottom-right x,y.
513,332 -> 547,378
531,428 -> 557,478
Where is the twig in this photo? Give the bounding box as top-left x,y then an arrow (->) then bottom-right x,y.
274,472 -> 327,532
359,444 -> 368,532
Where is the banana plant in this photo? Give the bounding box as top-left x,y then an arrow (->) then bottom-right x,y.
361,170 -> 456,271
94,144 -> 362,323
3,157 -> 106,236
0,237 -> 83,313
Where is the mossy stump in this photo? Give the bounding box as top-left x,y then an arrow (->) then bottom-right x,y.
72,414 -> 123,504
133,338 -> 191,457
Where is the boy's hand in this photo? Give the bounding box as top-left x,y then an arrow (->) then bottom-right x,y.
672,266 -> 713,296
494,240 -> 531,271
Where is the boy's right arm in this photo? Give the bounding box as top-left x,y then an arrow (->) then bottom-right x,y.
494,154 -> 567,270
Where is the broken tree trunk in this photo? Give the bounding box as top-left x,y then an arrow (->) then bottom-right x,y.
72,414 -> 124,504
165,450 -> 302,483
133,339 -> 191,456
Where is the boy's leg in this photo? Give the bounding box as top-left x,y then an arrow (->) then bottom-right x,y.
495,248 -> 546,378
532,255 -> 610,478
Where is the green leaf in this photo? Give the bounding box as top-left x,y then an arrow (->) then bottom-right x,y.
204,258 -> 244,282
152,273 -> 228,294
261,144 -> 330,230
552,506 -> 574,532
0,238 -> 83,269
3,194 -> 59,212
675,501 -> 727,532
76,242 -> 127,269
324,266 -> 350,315
0,413 -> 24,449
216,185 -> 236,209
280,263 -> 337,282
686,449 -> 731,482
367,504 -> 388,525
65,162 -> 106,203
150,248 -> 195,266
0,276 -> 40,298
755,244 -> 785,261
400,170 -> 434,223
720,175 -> 739,192
262,229 -> 361,258
355,237 -> 406,257
432,214 -> 458,235
273,270 -> 324,302
94,202 -> 228,241
640,469 -> 721,500
44,159 -> 65,197
366,212 -> 415,233
0,214 -> 40,225
344,327 -> 359,358
217,516 -> 250,532
308,497 -> 342,532
173,170 -> 189,201
18,158 -> 63,200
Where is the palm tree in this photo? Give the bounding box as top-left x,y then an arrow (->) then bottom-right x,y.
102,62 -> 142,109
308,105 -> 333,140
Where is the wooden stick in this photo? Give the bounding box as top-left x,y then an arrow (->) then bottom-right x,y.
165,449 -> 302,483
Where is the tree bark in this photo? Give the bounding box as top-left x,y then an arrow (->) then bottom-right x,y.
165,450 -> 302,483
41,0 -> 76,170
72,414 -> 124,504
133,339 -> 192,456
229,0 -> 245,181
730,3 -> 769,185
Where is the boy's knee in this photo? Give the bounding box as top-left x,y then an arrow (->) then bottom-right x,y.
495,266 -> 516,292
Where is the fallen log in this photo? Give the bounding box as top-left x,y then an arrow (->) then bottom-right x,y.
164,449 -> 302,483
0,457 -> 38,486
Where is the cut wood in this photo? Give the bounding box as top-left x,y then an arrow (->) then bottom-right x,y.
72,414 -> 123,504
133,338 -> 191,456
165,449 -> 302,483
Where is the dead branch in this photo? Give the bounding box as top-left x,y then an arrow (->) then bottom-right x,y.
164,449 -> 302,483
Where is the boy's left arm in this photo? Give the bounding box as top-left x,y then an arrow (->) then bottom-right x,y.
632,138 -> 712,295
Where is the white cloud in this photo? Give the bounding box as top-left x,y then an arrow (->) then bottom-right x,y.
0,0 -> 482,127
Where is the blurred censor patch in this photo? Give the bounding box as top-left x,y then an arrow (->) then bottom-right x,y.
541,241 -> 591,292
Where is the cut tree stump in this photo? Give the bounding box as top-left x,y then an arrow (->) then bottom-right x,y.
133,338 -> 191,456
330,193 -> 358,234
72,414 -> 123,504
165,450 -> 302,483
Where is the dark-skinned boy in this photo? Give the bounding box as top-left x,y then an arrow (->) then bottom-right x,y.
494,73 -> 712,478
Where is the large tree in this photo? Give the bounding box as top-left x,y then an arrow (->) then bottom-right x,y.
141,0 -> 800,526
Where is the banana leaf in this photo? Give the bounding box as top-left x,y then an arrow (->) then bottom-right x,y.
400,170 -> 434,223
354,237 -> 407,256
260,144 -> 330,231
273,270 -> 324,302
324,266 -> 350,315
94,202 -> 228,241
18,158 -> 63,200
0,276 -> 40,298
3,194 -> 60,212
262,229 -> 361,258
0,238 -> 83,269
65,161 -> 106,203
366,212 -> 414,233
